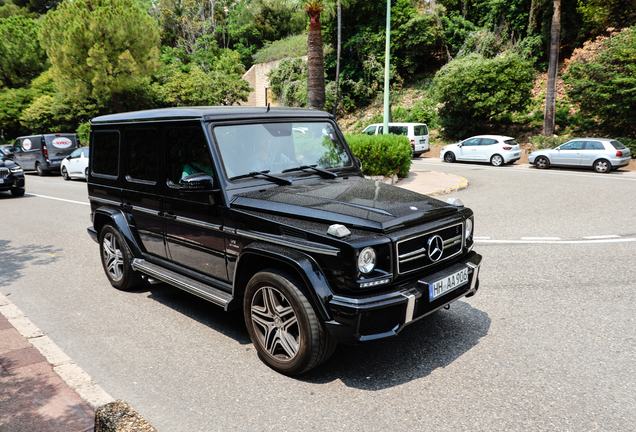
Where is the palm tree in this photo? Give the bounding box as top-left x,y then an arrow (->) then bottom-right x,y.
265,0 -> 328,110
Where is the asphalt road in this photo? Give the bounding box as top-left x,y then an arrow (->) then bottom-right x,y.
1,163 -> 635,432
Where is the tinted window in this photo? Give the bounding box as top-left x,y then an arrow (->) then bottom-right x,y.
504,139 -> 518,146
414,125 -> 428,136
69,148 -> 82,158
610,140 -> 626,150
92,131 -> 120,176
165,126 -> 214,184
362,126 -> 376,135
388,126 -> 408,136
481,138 -> 497,145
126,129 -> 159,182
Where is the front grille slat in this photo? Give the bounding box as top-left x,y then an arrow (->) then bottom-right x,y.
0,168 -> 9,178
396,223 -> 464,274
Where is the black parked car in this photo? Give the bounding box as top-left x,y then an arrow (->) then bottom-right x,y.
87,107 -> 482,375
0,155 -> 25,197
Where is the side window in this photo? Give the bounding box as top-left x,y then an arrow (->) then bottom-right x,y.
584,141 -> 604,150
561,141 -> 584,150
480,138 -> 497,146
388,126 -> 408,136
92,131 -> 120,177
463,138 -> 480,146
165,126 -> 214,184
126,128 -> 159,183
414,125 -> 428,136
362,126 -> 376,135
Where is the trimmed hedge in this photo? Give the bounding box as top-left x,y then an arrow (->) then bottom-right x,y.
344,133 -> 412,179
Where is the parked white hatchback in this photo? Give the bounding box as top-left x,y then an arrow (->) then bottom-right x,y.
361,122 -> 430,157
441,135 -> 521,166
60,147 -> 89,180
528,138 -> 631,173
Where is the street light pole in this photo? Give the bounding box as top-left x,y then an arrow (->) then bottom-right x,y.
382,0 -> 391,134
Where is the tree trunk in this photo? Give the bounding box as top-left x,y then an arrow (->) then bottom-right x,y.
543,0 -> 561,136
333,0 -> 342,117
306,8 -> 326,111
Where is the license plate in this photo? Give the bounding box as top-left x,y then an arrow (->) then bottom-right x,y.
514,152 -> 520,157
51,161 -> 60,165
419,140 -> 425,144
429,268 -> 469,300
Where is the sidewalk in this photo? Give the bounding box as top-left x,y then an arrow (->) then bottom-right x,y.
0,171 -> 466,432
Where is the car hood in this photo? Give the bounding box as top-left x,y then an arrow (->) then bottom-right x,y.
0,157 -> 19,168
231,177 -> 459,233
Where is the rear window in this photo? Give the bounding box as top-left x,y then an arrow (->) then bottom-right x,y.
92,131 -> 120,177
610,140 -> 626,150
414,125 -> 428,136
504,139 -> 518,146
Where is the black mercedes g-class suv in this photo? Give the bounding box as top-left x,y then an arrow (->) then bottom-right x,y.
87,107 -> 482,375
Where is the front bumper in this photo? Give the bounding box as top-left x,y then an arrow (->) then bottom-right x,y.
325,251 -> 482,344
0,177 -> 25,190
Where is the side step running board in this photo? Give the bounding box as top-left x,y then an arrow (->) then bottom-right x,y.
132,259 -> 234,310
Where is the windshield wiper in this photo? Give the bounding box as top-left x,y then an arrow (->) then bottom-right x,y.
281,164 -> 337,178
229,170 -> 293,185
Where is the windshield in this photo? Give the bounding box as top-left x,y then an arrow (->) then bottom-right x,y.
214,121 -> 352,180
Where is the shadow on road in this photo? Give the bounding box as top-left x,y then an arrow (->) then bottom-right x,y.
0,240 -> 61,289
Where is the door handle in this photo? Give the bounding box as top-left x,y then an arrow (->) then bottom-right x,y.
164,212 -> 177,220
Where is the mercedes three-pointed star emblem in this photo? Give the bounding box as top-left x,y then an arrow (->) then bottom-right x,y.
427,235 -> 444,262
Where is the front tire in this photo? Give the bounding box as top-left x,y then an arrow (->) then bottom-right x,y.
443,152 -> 456,163
62,166 -> 70,180
99,224 -> 142,291
10,188 -> 25,197
490,154 -> 504,166
244,269 -> 335,375
593,159 -> 611,173
535,156 -> 549,169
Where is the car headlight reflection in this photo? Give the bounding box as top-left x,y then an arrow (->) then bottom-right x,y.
357,247 -> 376,274
10,166 -> 22,173
466,217 -> 473,241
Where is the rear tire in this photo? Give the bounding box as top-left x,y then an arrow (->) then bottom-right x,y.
490,154 -> 504,166
99,224 -> 142,291
36,162 -> 46,176
244,269 -> 335,375
593,159 -> 611,173
443,152 -> 456,163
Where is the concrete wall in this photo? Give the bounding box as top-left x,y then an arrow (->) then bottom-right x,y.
241,57 -> 308,107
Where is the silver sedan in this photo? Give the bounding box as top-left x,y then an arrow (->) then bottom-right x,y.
528,138 -> 632,173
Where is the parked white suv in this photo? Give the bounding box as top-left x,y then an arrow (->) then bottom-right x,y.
361,123 -> 430,157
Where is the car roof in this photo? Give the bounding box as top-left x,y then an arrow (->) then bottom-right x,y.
365,122 -> 427,127
464,135 -> 515,140
91,106 -> 332,125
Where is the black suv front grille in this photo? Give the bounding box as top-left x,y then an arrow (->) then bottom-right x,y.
396,223 -> 463,274
0,168 -> 8,178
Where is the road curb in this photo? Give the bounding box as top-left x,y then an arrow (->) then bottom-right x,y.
423,171 -> 469,196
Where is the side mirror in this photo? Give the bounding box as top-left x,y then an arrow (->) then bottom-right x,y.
176,173 -> 218,194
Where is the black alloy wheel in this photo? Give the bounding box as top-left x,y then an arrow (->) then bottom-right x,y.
244,269 -> 335,375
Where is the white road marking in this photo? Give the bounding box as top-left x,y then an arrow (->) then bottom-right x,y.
476,237 -> 636,244
583,235 -> 620,239
25,193 -> 89,206
521,236 -> 561,241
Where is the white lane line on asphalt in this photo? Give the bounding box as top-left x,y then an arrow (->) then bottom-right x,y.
476,237 -> 636,244
583,235 -> 620,239
474,236 -> 491,240
521,236 -> 561,240
25,193 -> 89,206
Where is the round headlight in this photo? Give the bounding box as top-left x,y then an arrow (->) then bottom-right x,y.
466,218 -> 473,240
357,247 -> 376,274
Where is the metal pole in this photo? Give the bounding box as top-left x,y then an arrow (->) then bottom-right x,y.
382,0 -> 391,134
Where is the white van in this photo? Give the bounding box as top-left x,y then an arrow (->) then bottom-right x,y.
361,123 -> 430,157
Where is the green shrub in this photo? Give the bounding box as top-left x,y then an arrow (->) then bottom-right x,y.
77,122 -> 90,144
344,133 -> 412,179
252,34 -> 308,64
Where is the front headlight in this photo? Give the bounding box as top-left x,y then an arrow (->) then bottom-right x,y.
357,247 -> 376,274
10,166 -> 22,173
465,217 -> 474,241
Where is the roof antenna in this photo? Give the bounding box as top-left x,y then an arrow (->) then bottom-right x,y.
266,102 -> 270,113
